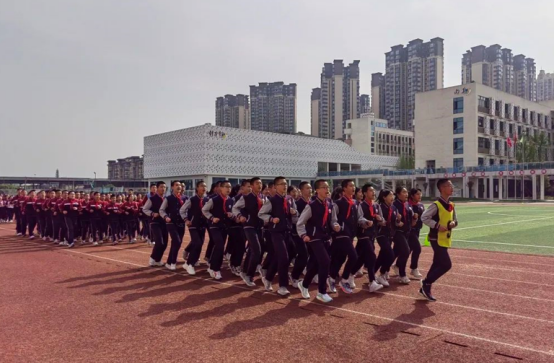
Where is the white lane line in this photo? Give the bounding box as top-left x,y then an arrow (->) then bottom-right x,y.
49,244 -> 554,357
454,216 -> 554,231
486,211 -> 554,217
5,237 -> 554,356
418,235 -> 554,249
418,258 -> 554,276
433,283 -> 554,303
427,252 -> 554,268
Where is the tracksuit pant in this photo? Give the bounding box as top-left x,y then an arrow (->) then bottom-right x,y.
423,239 -> 452,285
408,229 -> 422,270
375,235 -> 394,275
243,227 -> 262,278
352,237 -> 377,282
186,227 -> 204,266
91,218 -> 104,241
166,223 -> 184,265
393,232 -> 410,277
208,227 -> 227,272
302,239 -> 331,294
150,222 -> 169,262
229,227 -> 245,268
329,236 -> 358,281
265,231 -> 289,288
26,214 -> 37,236
290,234 -> 308,281
64,215 -> 77,244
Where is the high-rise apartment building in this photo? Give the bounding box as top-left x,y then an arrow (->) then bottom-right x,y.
250,82 -> 297,134
359,94 -> 371,115
312,60 -> 360,139
371,73 -> 385,119
215,94 -> 250,129
382,38 -> 444,131
538,70 -> 554,102
107,156 -> 144,180
310,88 -> 321,137
462,45 -> 537,101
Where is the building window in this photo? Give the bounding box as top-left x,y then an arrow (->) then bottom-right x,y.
478,157 -> 484,166
453,97 -> 464,114
453,158 -> 464,169
453,137 -> 464,155
478,116 -> 485,128
453,117 -> 464,134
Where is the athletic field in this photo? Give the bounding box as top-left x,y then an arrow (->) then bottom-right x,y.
423,203 -> 554,256
1,204 -> 554,362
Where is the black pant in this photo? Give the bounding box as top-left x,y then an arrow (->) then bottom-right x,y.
408,230 -> 422,270
375,235 -> 394,275
291,234 -> 308,280
108,219 -> 120,241
424,239 -> 452,284
26,215 -> 37,236
91,219 -> 103,241
38,213 -> 46,237
208,228 -> 227,272
229,227 -> 245,268
287,233 -> 296,264
330,236 -> 358,280
303,239 -> 331,294
45,213 -> 53,238
81,219 -> 91,240
266,232 -> 289,288
205,229 -> 215,261
166,223 -> 184,265
262,230 -> 274,270
393,232 -> 410,277
150,222 -> 169,262
125,219 -> 137,240
186,227 -> 205,266
141,217 -> 150,239
243,227 -> 262,278
352,237 -> 377,282
64,215 -> 76,244
15,209 -> 25,234
53,214 -> 63,240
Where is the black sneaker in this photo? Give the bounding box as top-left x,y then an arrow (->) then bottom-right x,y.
419,281 -> 436,302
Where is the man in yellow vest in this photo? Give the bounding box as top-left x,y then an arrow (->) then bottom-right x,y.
420,179 -> 458,301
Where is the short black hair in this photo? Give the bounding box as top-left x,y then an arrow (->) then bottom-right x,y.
395,186 -> 406,196
378,189 -> 393,204
196,180 -> 206,188
220,180 -> 231,186
250,177 -> 261,184
314,179 -> 327,190
28,190 -> 36,193
241,179 -> 251,187
268,182 -> 274,188
171,180 -> 180,187
331,187 -> 343,200
341,179 -> 354,189
299,181 -> 311,190
437,178 -> 450,190
156,181 -> 166,188
287,185 -> 297,194
273,176 -> 286,185
361,183 -> 374,194
261,183 -> 268,192
93,192 -> 100,196
409,188 -> 422,197
150,183 -> 157,188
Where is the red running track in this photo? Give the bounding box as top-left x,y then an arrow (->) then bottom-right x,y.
1,224 -> 554,363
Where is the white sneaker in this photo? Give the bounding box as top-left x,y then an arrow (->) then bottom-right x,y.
240,272 -> 256,287
214,271 -> 222,280
384,271 -> 390,280
89,237 -> 94,243
297,280 -> 310,299
410,269 -> 423,279
260,268 -> 267,278
224,253 -> 231,261
354,268 -> 364,278
313,275 -> 319,284
347,275 -> 356,289
194,261 -> 200,267
149,258 -> 164,267
54,239 -> 59,243
277,287 -> 290,296
207,268 -> 216,278
289,274 -> 299,288
130,238 -> 137,244
327,277 -> 337,293
316,293 -> 333,303
16,233 -> 22,236
392,265 -> 399,276
183,263 -> 196,276
369,280 -> 384,293
376,274 -> 390,287
58,241 -> 65,246
42,237 -> 47,241
399,276 -> 411,284
93,241 -> 99,246
261,276 -> 273,291
29,235 -> 35,240
165,263 -> 176,271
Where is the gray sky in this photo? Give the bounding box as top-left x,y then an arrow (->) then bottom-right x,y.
1,0 -> 553,178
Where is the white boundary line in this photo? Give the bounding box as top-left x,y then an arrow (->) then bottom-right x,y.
455,216 -> 554,231
418,235 -> 554,249
417,258 -> 554,276
433,283 -> 554,303
3,237 -> 554,356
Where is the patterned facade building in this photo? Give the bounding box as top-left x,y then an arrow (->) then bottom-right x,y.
144,124 -> 398,191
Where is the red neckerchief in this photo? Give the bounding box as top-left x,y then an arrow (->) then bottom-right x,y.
176,194 -> 184,206
384,204 -> 393,224
220,194 -> 228,213
409,200 -> 419,208
319,197 -> 329,227
197,195 -> 204,209
255,193 -> 263,210
283,196 -> 289,214
439,197 -> 454,212
364,199 -> 375,217
344,196 -> 355,219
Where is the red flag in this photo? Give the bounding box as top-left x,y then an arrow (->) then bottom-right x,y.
507,137 -> 513,148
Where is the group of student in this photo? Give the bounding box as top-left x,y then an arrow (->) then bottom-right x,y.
6,176 -> 457,303
141,177 -> 457,303
4,189 -> 154,248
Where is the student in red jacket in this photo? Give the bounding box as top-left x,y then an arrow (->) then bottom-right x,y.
123,195 -> 139,244
35,190 -> 47,240
23,190 -> 37,239
61,191 -> 81,248
88,192 -> 105,246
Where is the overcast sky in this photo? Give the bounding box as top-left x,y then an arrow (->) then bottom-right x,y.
1,0 -> 553,178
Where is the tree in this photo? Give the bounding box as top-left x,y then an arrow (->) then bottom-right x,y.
396,155 -> 415,170
534,132 -> 549,162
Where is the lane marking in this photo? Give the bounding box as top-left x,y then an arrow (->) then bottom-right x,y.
4,237 -> 554,356
418,235 -> 554,249
418,258 -> 554,276
454,216 -> 554,231
433,283 -> 554,303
